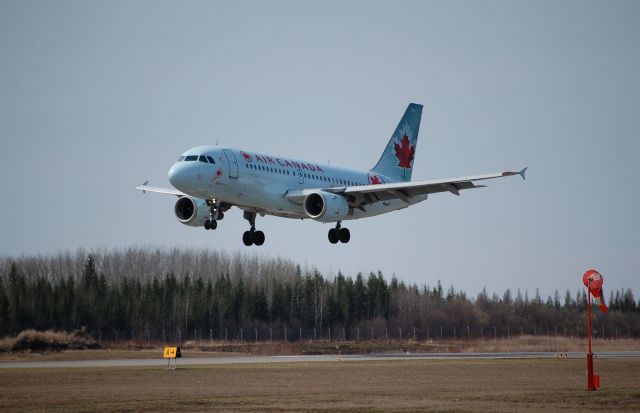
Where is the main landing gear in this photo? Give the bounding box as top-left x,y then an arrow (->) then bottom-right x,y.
204,199 -> 224,230
242,211 -> 265,246
328,221 -> 350,244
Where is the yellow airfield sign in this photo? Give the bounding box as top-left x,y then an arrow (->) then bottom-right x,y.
163,347 -> 181,358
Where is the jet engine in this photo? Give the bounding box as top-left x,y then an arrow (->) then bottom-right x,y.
174,196 -> 210,227
303,191 -> 349,222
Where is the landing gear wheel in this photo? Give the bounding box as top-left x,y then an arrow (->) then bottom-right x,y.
338,228 -> 350,243
210,220 -> 217,230
217,211 -> 224,220
243,231 -> 253,246
204,220 -> 211,230
253,231 -> 265,246
328,228 -> 339,244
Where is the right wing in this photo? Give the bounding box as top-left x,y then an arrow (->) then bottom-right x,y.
135,182 -> 186,197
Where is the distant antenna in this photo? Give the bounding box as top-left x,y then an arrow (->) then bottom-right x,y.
328,160 -> 331,165
216,138 -> 219,145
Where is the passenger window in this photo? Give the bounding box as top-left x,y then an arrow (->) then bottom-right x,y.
185,155 -> 198,161
207,156 -> 215,164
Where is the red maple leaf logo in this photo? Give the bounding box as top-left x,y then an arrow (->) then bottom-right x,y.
369,174 -> 384,185
394,134 -> 415,169
241,151 -> 252,161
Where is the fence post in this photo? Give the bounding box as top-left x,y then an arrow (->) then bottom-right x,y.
370,327 -> 373,341
399,327 -> 402,340
440,326 -> 443,341
414,327 -> 416,341
493,326 -> 496,339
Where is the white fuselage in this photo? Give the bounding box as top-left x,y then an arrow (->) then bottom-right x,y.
167,145 -> 426,222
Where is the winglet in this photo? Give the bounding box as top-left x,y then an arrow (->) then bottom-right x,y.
519,167 -> 527,181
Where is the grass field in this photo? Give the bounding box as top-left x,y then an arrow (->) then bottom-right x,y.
2,358 -> 639,412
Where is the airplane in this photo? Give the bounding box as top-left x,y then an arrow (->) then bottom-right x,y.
136,103 -> 526,246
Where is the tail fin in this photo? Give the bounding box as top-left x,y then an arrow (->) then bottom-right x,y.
370,103 -> 423,182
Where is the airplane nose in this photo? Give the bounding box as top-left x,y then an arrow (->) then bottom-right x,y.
168,163 -> 187,189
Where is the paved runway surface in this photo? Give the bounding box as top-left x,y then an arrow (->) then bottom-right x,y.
2,351 -> 639,369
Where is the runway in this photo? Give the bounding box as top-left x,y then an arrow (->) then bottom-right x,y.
1,351 -> 639,369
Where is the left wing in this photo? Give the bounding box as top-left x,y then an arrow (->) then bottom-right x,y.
287,167 -> 527,208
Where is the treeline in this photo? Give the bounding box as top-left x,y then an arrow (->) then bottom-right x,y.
0,248 -> 639,342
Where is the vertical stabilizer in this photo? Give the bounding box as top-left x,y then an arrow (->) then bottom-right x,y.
370,103 -> 423,182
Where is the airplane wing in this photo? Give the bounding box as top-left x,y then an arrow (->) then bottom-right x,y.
286,167 -> 527,208
135,182 -> 186,196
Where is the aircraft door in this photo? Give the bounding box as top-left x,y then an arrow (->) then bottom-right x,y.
297,168 -> 304,184
223,149 -> 238,178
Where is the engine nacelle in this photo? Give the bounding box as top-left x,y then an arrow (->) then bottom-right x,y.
303,191 -> 349,222
174,196 -> 210,227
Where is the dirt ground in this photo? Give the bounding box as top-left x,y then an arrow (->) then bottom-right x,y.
1,358 -> 639,412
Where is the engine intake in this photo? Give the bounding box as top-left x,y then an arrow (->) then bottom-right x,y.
174,196 -> 210,227
303,191 -> 348,222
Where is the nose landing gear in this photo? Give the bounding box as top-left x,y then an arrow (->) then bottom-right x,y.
204,199 -> 224,230
328,222 -> 350,244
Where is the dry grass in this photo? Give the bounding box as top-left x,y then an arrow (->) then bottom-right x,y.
0,329 -> 99,353
1,335 -> 638,363
1,358 -> 640,412
464,335 -> 640,353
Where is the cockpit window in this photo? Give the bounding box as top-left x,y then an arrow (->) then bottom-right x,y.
199,155 -> 209,163
184,155 -> 198,161
206,155 -> 215,164
177,156 -> 186,162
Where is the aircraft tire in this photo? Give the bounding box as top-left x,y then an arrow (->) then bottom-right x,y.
210,220 -> 217,230
204,220 -> 211,230
328,228 -> 339,244
339,228 -> 350,243
253,231 -> 265,246
242,231 -> 253,246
